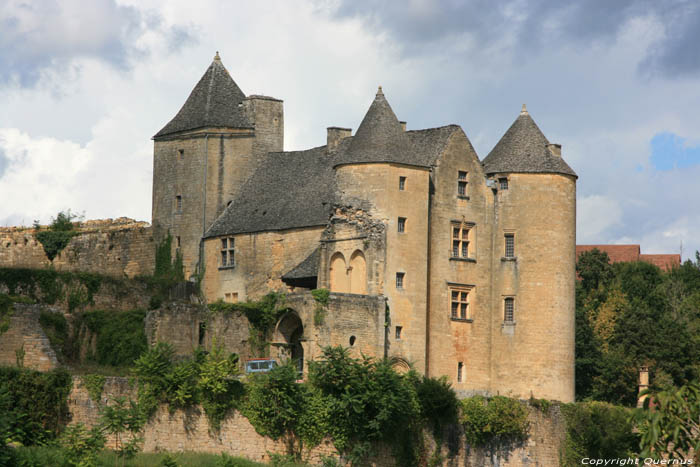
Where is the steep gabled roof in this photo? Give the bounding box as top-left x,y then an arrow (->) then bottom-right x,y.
482,106 -> 576,177
204,146 -> 336,237
406,125 -> 461,167
154,53 -> 252,138
334,87 -> 429,168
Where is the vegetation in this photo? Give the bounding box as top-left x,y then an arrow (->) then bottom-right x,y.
560,401 -> 638,465
34,210 -> 80,261
78,309 -> 148,367
460,395 -> 529,447
311,288 -> 329,326
575,249 -> 700,405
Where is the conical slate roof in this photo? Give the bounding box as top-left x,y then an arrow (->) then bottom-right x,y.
154,52 -> 252,138
335,87 -> 423,167
482,106 -> 576,177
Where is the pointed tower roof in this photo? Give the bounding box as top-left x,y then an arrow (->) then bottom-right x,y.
335,87 -> 425,167
154,52 -> 252,138
482,105 -> 576,177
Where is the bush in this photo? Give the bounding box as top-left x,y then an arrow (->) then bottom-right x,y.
460,395 -> 529,447
34,210 -> 80,261
77,309 -> 148,367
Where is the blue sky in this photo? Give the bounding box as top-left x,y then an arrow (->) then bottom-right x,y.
1,0 -> 699,260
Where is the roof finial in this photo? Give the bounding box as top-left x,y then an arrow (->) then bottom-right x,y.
520,104 -> 528,115
214,51 -> 221,61
377,85 -> 383,96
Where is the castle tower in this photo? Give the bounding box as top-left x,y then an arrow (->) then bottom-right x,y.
152,53 -> 283,278
482,104 -> 577,402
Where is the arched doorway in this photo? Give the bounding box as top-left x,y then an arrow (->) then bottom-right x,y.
275,312 -> 304,375
329,252 -> 348,293
349,250 -> 367,294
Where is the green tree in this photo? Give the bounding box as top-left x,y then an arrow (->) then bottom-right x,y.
577,249 -> 614,292
99,396 -> 146,466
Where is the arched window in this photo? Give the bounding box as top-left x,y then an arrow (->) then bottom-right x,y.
329,252 -> 348,293
349,250 -> 367,294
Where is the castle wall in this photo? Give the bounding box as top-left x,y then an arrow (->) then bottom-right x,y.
427,130 -> 495,391
489,173 -> 576,402
68,374 -> 566,467
0,304 -> 60,371
202,226 -> 323,302
335,163 -> 431,373
0,218 -> 154,278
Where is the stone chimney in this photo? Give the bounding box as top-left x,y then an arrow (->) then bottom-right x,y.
327,127 -> 351,152
399,121 -> 406,132
547,143 -> 562,157
637,366 -> 649,408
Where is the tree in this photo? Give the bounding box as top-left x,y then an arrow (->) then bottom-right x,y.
576,249 -> 614,292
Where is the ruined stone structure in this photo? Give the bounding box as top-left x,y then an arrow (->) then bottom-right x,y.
153,54 -> 578,402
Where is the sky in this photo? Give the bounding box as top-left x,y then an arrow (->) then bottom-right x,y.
1,0 -> 699,260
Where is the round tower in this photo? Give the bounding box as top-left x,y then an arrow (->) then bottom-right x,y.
482,105 -> 577,402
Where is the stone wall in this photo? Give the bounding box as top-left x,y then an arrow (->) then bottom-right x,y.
0,218 -> 155,279
0,304 -> 59,371
67,375 -> 566,466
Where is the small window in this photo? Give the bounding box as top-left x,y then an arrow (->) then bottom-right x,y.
457,362 -> 463,383
398,217 -> 406,233
396,272 -> 405,289
198,322 -> 206,346
504,297 -> 515,322
499,178 -> 508,190
450,287 -> 470,320
399,176 -> 406,191
178,149 -> 184,160
452,224 -> 470,258
349,335 -> 356,346
224,292 -> 238,303
221,237 -> 235,267
395,326 -> 402,340
176,236 -> 181,248
504,234 -> 515,258
458,171 -> 468,196
175,195 -> 182,212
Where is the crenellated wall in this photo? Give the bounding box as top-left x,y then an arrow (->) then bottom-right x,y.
0,218 -> 155,279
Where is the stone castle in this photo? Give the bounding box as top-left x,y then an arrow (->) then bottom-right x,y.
149,52 -> 577,402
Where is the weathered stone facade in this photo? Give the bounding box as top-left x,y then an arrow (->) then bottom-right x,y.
0,218 -> 154,278
0,304 -> 60,371
150,54 -> 579,403
67,375 -> 566,466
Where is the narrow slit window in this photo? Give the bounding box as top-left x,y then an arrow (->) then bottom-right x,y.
395,326 -> 402,340
398,217 -> 406,233
396,272 -> 405,289
179,149 -> 185,160
504,297 -> 515,322
175,195 -> 182,212
457,362 -> 463,382
399,176 -> 406,191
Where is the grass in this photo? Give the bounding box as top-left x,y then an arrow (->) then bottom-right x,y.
13,447 -> 311,466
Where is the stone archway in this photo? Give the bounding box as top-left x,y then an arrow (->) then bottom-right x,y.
274,312 -> 304,374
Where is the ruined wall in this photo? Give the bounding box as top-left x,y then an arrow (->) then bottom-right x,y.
67,374 -> 566,466
145,302 -> 252,363
0,304 -> 59,371
0,218 -> 154,278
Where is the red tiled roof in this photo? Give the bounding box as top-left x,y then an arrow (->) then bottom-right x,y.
576,245 -> 681,272
639,254 -> 681,271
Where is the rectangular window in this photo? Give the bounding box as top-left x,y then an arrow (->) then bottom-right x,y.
398,217 -> 406,233
176,236 -> 181,248
499,177 -> 508,190
452,224 -> 470,258
198,322 -> 206,346
504,234 -> 515,258
457,362 -> 463,383
395,326 -> 402,340
458,171 -> 468,196
504,297 -> 515,322
399,176 -> 406,191
224,292 -> 239,303
175,195 -> 182,212
220,237 -> 235,267
179,149 -> 185,160
396,272 -> 405,289
450,287 -> 470,320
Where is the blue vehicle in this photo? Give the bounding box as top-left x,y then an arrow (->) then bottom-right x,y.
245,358 -> 277,374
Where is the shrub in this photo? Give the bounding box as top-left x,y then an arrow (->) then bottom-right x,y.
460,395 -> 529,447
34,210 -> 80,261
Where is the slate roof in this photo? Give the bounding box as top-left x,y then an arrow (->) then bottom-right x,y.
154,53 -> 252,138
406,125 -> 460,167
482,106 -> 577,177
204,146 -> 336,237
334,87 -> 430,168
282,248 -> 320,280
